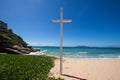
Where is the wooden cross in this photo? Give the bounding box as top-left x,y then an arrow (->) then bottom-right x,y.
52,8 -> 72,75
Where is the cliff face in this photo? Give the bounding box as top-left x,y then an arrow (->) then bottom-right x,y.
0,20 -> 37,54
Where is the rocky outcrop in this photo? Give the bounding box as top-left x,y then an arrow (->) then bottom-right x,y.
0,20 -> 39,54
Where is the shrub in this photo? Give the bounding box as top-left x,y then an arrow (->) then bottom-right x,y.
0,54 -> 63,80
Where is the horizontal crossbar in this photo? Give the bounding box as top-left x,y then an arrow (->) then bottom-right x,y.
52,20 -> 72,23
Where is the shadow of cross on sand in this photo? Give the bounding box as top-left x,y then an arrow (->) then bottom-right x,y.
62,74 -> 87,80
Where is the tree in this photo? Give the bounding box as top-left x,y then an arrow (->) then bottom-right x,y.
9,29 -> 13,33
0,20 -> 8,29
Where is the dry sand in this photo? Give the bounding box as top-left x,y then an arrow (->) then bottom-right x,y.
50,58 -> 120,80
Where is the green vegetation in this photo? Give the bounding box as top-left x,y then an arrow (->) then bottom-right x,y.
0,54 -> 63,80
0,20 -> 8,29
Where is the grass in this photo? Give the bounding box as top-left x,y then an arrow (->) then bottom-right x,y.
0,54 -> 63,80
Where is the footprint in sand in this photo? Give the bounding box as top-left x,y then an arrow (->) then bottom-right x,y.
65,67 -> 69,69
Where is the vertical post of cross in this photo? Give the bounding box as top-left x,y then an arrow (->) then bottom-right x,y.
52,8 -> 72,75
60,8 -> 63,75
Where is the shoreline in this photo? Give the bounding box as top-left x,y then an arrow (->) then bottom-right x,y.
44,54 -> 120,59
50,58 -> 120,80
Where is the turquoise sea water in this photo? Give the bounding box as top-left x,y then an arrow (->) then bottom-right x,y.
32,46 -> 120,58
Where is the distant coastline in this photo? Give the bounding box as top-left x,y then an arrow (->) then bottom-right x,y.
32,46 -> 120,49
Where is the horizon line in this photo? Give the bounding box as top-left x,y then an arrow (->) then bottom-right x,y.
31,45 -> 120,48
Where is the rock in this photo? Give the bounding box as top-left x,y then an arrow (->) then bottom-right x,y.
5,48 -> 23,54
0,20 -> 39,54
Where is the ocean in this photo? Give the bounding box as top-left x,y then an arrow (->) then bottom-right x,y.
32,46 -> 120,58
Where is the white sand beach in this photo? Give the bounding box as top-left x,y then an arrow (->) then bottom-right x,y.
50,58 -> 120,80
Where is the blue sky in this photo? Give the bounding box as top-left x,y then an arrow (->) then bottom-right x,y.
0,0 -> 120,47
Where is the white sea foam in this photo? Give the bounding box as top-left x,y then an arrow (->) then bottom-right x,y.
79,52 -> 88,54
117,56 -> 120,58
29,50 -> 47,55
